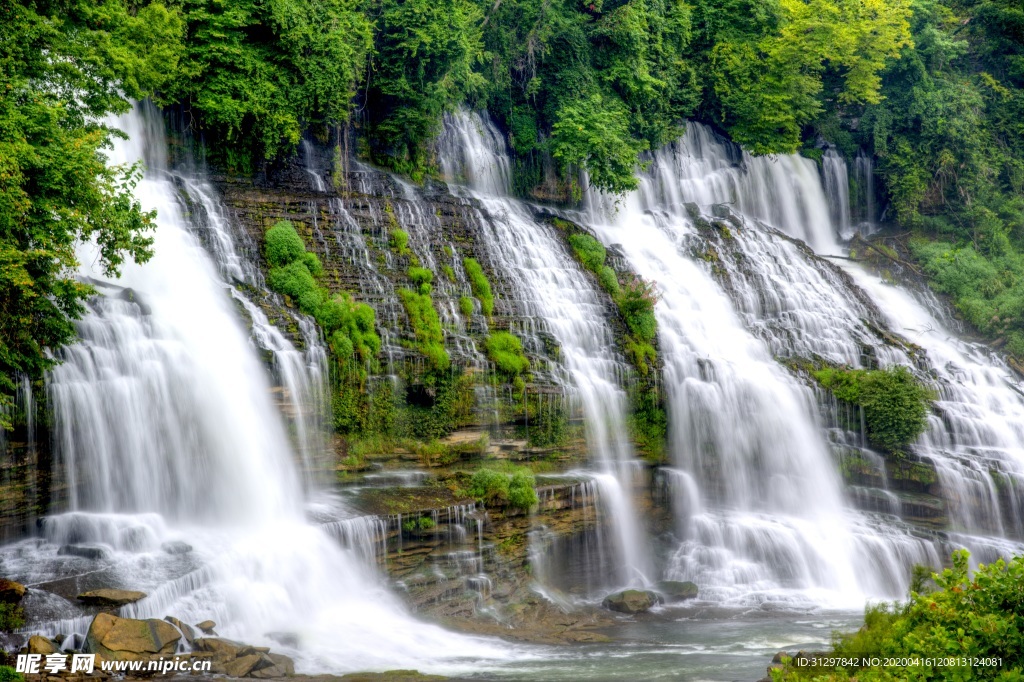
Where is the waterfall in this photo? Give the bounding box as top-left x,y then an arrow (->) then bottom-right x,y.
822,149 -> 853,240
852,151 -> 878,234
436,111 -> 652,589
5,104 -> 509,674
580,123 -> 944,605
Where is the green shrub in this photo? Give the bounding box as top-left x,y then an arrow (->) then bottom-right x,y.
389,229 -> 410,255
617,276 -> 659,343
0,666 -> 24,682
0,603 -> 25,632
398,288 -> 450,371
301,251 -> 323,277
463,257 -> 494,318
773,550 -> 1024,681
485,331 -> 530,377
401,516 -> 436,533
597,265 -> 620,296
568,233 -> 607,272
265,221 -> 306,267
469,468 -> 510,506
268,261 -> 320,312
442,264 -> 456,282
508,470 -> 538,509
812,365 -> 935,454
469,466 -> 537,510
408,266 -> 433,287
459,295 -> 474,317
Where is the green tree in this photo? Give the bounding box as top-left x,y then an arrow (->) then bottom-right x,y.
0,0 -> 184,427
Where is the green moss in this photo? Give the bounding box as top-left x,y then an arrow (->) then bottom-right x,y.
485,331 -> 530,377
458,295 -> 474,317
398,288 -> 450,372
462,257 -> 494,318
597,265 -> 620,296
441,264 -> 455,282
0,666 -> 23,682
812,365 -> 936,455
389,229 -> 410,255
0,604 -> 24,633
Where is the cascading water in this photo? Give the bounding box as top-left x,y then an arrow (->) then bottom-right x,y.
436,111 -> 651,589
1,105 -> 511,674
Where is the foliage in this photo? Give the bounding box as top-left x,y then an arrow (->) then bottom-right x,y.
401,516 -> 436,533
408,266 -> 434,294
568,233 -> 608,272
469,466 -> 537,510
0,666 -> 23,682
265,220 -> 308,267
164,0 -> 372,170
485,331 -> 530,377
0,0 -> 183,426
398,288 -> 450,372
462,257 -> 494,318
0,603 -> 25,632
551,94 -> 649,195
389,229 -> 410,256
459,295 -> 474,317
773,550 -> 1024,681
364,0 -> 487,176
617,275 -> 659,344
263,221 -> 380,378
812,365 -> 935,454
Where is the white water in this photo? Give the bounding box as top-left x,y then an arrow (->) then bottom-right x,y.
580,122 -> 957,606
4,105 -> 511,674
437,111 -> 652,588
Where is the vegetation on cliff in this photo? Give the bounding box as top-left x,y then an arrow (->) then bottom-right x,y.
812,365 -> 935,455
772,550 -> 1024,681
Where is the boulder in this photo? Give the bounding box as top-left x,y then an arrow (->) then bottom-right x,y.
58,545 -> 110,560
85,613 -> 180,660
196,620 -> 216,634
0,579 -> 26,604
164,616 -> 195,644
193,637 -> 245,661
601,589 -> 662,614
27,635 -> 58,655
656,580 -> 698,602
223,654 -> 262,677
267,653 -> 295,675
78,589 -> 147,608
161,541 -> 192,555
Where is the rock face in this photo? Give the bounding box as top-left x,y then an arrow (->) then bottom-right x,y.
196,620 -> 216,634
164,616 -> 195,643
193,637 -> 295,677
58,545 -> 109,560
161,541 -> 193,555
86,613 -> 180,660
77,589 -> 147,607
0,579 -> 26,603
657,580 -> 698,601
602,589 -> 663,614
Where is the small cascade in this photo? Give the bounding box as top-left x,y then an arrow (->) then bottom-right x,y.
822,149 -> 853,239
852,151 -> 878,234
436,111 -> 651,590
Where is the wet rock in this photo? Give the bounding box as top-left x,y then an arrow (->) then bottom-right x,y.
77,589 -> 147,607
194,637 -> 245,661
223,654 -> 262,677
161,541 -> 192,555
656,580 -> 698,602
164,616 -> 195,643
58,545 -> 110,560
28,635 -> 58,655
196,619 -> 217,634
601,589 -> 662,614
0,579 -> 26,604
267,653 -> 295,675
86,613 -> 180,659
